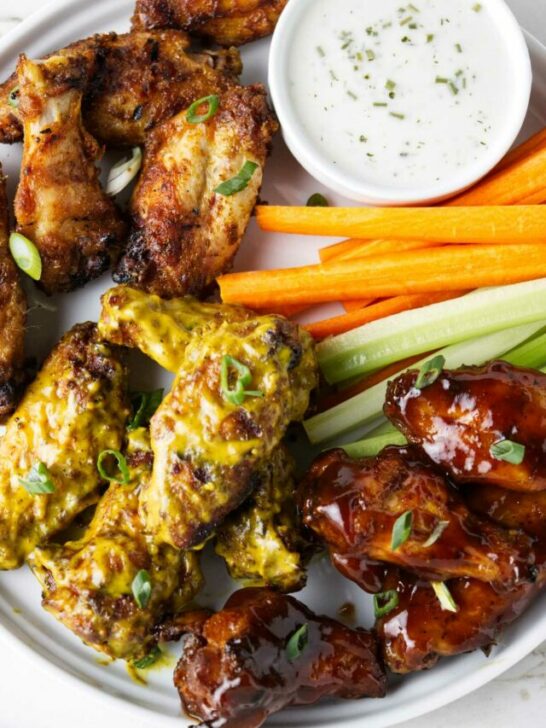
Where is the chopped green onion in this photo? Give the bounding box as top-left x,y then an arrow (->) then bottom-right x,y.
186,94 -> 220,124
343,431 -> 407,459
317,46 -> 325,57
431,581 -> 458,612
415,355 -> 446,389
400,16 -> 413,26
472,3 -> 482,11
133,645 -> 161,669
373,590 -> 399,618
455,43 -> 463,53
490,439 -> 526,465
391,511 -> 413,550
423,520 -> 449,548
128,389 -> 163,431
427,34 -> 434,43
220,355 -> 264,406
215,161 -> 259,197
385,80 -> 396,91
373,102 -> 388,107
390,112 -> 405,120
286,624 -> 309,661
366,49 -> 376,61
9,232 -> 42,281
132,569 -> 152,609
106,147 -> 142,196
97,449 -> 130,484
435,76 -> 449,84
307,193 -> 328,207
7,85 -> 19,108
448,81 -> 459,95
19,462 -> 55,495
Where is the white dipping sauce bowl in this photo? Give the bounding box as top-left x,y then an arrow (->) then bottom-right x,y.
269,0 -> 532,206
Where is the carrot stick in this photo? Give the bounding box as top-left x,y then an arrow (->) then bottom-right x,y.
256,206 -> 546,243
319,238 -> 433,263
492,127 -> 546,174
305,292 -> 465,340
343,298 -> 377,312
218,244 -> 546,307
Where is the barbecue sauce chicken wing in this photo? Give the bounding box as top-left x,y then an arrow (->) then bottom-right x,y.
113,84 -> 277,298
172,588 -> 386,728
0,166 -> 25,421
132,0 -> 288,46
14,54 -> 126,293
0,31 -> 241,146
29,428 -> 203,662
0,323 -> 129,570
385,361 -> 546,492
464,485 -> 546,542
299,446 -> 535,589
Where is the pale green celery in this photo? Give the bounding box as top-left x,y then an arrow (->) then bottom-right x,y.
502,328 -> 546,369
367,420 -> 398,437
343,431 -> 407,458
318,279 -> 546,385
304,321 -> 545,445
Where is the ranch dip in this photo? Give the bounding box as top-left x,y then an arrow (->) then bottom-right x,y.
287,0 -> 514,190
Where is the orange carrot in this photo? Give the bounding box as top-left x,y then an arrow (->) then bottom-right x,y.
305,292 -> 465,340
492,127 -> 546,174
319,238 -> 433,263
343,298 -> 377,312
256,205 -> 546,243
250,303 -> 309,317
218,244 -> 546,307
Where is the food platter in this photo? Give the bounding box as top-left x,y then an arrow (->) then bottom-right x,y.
0,1 -> 546,726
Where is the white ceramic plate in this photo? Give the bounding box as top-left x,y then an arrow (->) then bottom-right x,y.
0,2 -> 545,727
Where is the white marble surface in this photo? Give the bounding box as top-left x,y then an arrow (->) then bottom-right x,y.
0,1 -> 545,727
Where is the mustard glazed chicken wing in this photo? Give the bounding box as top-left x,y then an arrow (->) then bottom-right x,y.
14,53 -> 126,294
113,84 -> 278,298
172,587 -> 386,728
0,165 -> 26,421
0,323 -> 129,570
385,361 -> 546,492
132,0 -> 288,46
29,428 -> 203,662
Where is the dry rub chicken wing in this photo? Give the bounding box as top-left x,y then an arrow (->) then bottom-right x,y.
385,361 -> 546,492
0,323 -> 129,570
14,53 -> 126,294
171,587 -> 386,728
29,428 -> 202,662
132,0 -> 288,46
113,84 -> 278,298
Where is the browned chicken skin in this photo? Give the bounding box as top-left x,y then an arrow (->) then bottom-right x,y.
132,0 -> 288,46
464,484 -> 546,542
385,361 -> 546,492
0,166 -> 26,421
14,53 -> 126,293
172,588 -> 387,728
299,446 -> 535,589
114,84 -> 277,298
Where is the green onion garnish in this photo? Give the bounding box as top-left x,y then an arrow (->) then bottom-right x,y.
385,80 -> 396,91
455,43 -> 463,53
106,147 -> 142,196
431,581 -> 458,612
391,510 -> 413,551
448,81 -> 459,95
373,590 -> 399,618
366,49 -> 375,61
133,645 -> 161,669
19,462 -> 55,495
490,439 -> 526,465
128,389 -> 163,431
9,232 -> 42,281
435,76 -> 449,84
472,3 -> 482,11
415,354 -> 445,389
186,94 -> 220,124
373,102 -> 388,107
307,193 -> 328,207
215,161 -> 259,197
317,46 -> 325,57
390,112 -> 405,120
97,450 -> 130,484
400,16 -> 413,26
427,34 -> 434,43
423,520 -> 449,548
220,355 -> 264,406
132,569 -> 152,609
286,624 -> 309,661
8,86 -> 19,108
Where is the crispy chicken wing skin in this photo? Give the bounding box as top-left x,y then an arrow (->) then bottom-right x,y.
0,31 -> 241,146
299,446 -> 535,589
173,588 -> 387,728
28,428 -> 202,661
0,166 -> 26,421
132,0 -> 287,46
113,84 -> 278,298
215,445 -> 309,592
14,54 -> 126,294
140,314 -> 317,549
385,361 -> 546,492
0,323 -> 129,570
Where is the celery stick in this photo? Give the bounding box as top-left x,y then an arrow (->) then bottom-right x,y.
318,279 -> 546,385
502,328 -> 546,369
305,321 -> 545,444
343,431 -> 407,458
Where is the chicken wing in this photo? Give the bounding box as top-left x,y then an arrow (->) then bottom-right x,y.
28,427 -> 202,662
0,323 -> 129,570
385,361 -> 546,492
14,53 -> 126,294
0,165 -> 26,421
172,587 -> 387,728
215,445 -> 309,592
140,313 -> 317,549
0,31 -> 241,146
132,0 -> 288,46
299,446 -> 535,589
464,485 -> 546,542
113,84 -> 278,298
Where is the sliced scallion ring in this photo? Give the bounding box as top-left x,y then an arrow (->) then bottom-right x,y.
220,355 -> 264,406
7,85 -> 19,109
215,161 -> 259,197
106,147 -> 142,196
18,462 -> 55,495
128,389 -> 164,431
133,645 -> 162,670
490,439 -> 526,465
9,233 -> 42,281
423,520 -> 449,548
97,449 -> 130,484
431,581 -> 459,612
373,590 -> 399,618
391,510 -> 413,551
306,193 -> 328,207
286,624 -> 309,661
415,354 -> 446,390
186,94 -> 220,124
132,569 -> 152,609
